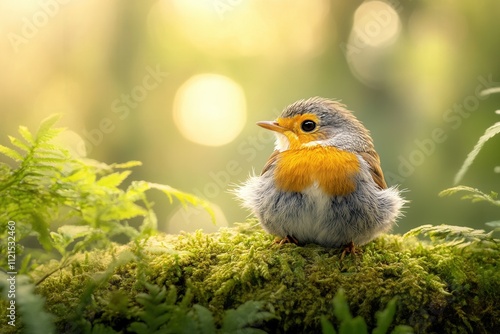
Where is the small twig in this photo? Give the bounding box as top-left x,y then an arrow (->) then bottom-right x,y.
35,257 -> 73,286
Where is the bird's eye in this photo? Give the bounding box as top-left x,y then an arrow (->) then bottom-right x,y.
301,120 -> 316,132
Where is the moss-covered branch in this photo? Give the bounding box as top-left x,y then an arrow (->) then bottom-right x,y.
5,222 -> 497,333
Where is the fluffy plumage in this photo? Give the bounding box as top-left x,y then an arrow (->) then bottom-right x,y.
236,97 -> 405,248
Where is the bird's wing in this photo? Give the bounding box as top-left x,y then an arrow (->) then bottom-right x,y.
261,150 -> 280,176
358,150 -> 387,189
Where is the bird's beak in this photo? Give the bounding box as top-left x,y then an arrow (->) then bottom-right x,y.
256,121 -> 288,134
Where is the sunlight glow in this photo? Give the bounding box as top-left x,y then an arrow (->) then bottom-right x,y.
173,74 -> 246,146
150,0 -> 331,58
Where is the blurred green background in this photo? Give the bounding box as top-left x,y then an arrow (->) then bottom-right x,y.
1,0 -> 499,235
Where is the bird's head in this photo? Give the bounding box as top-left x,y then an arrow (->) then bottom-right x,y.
257,97 -> 374,152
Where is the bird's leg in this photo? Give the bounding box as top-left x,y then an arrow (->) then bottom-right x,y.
273,235 -> 300,246
340,241 -> 359,260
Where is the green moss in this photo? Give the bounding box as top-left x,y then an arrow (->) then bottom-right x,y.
6,222 -> 500,333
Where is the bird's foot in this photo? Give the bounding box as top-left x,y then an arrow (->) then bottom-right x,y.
340,241 -> 361,260
273,235 -> 300,246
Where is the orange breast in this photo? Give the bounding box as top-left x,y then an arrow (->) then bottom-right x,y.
273,146 -> 360,196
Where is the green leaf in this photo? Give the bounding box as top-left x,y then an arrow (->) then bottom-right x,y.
99,201 -> 148,221
49,232 -> 68,256
9,135 -> 31,152
18,125 -> 35,144
36,128 -> 65,145
321,316 -> 337,334
0,144 -> 24,161
111,160 -> 142,169
63,167 -> 96,183
391,326 -> 415,334
31,213 -> 53,251
333,289 -> 352,322
454,121 -> 500,184
192,305 -> 216,334
331,289 -> 367,334
338,316 -> 367,334
36,114 -> 62,140
130,284 -> 175,334
124,181 -> 150,204
59,225 -> 93,239
373,298 -> 398,334
221,301 -> 275,333
97,171 -> 132,188
139,210 -> 158,235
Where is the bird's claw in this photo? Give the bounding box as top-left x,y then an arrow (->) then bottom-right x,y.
340,241 -> 361,260
274,235 -> 300,246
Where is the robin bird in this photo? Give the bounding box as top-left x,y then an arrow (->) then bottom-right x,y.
236,97 -> 405,249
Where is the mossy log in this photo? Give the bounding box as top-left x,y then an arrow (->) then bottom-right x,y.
20,223 -> 500,333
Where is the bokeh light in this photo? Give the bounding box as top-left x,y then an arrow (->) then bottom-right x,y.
54,130 -> 87,158
173,74 -> 247,146
353,1 -> 401,48
346,0 -> 402,86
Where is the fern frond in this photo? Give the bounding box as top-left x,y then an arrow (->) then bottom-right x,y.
34,148 -> 69,160
97,171 -> 132,188
332,288 -> 353,323
404,224 -> 496,248
321,290 -> 412,334
321,289 -> 369,334
146,182 -> 216,223
18,125 -> 35,144
454,122 -> 500,184
9,135 -> 30,152
373,297 -> 397,334
439,186 -> 500,207
31,212 -> 53,251
0,114 -> 216,296
129,284 -> 173,333
0,144 -> 24,162
35,114 -> 63,141
35,128 -> 65,146
191,305 -> 216,334
110,161 -> 142,169
221,301 -> 275,333
320,316 -> 337,334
